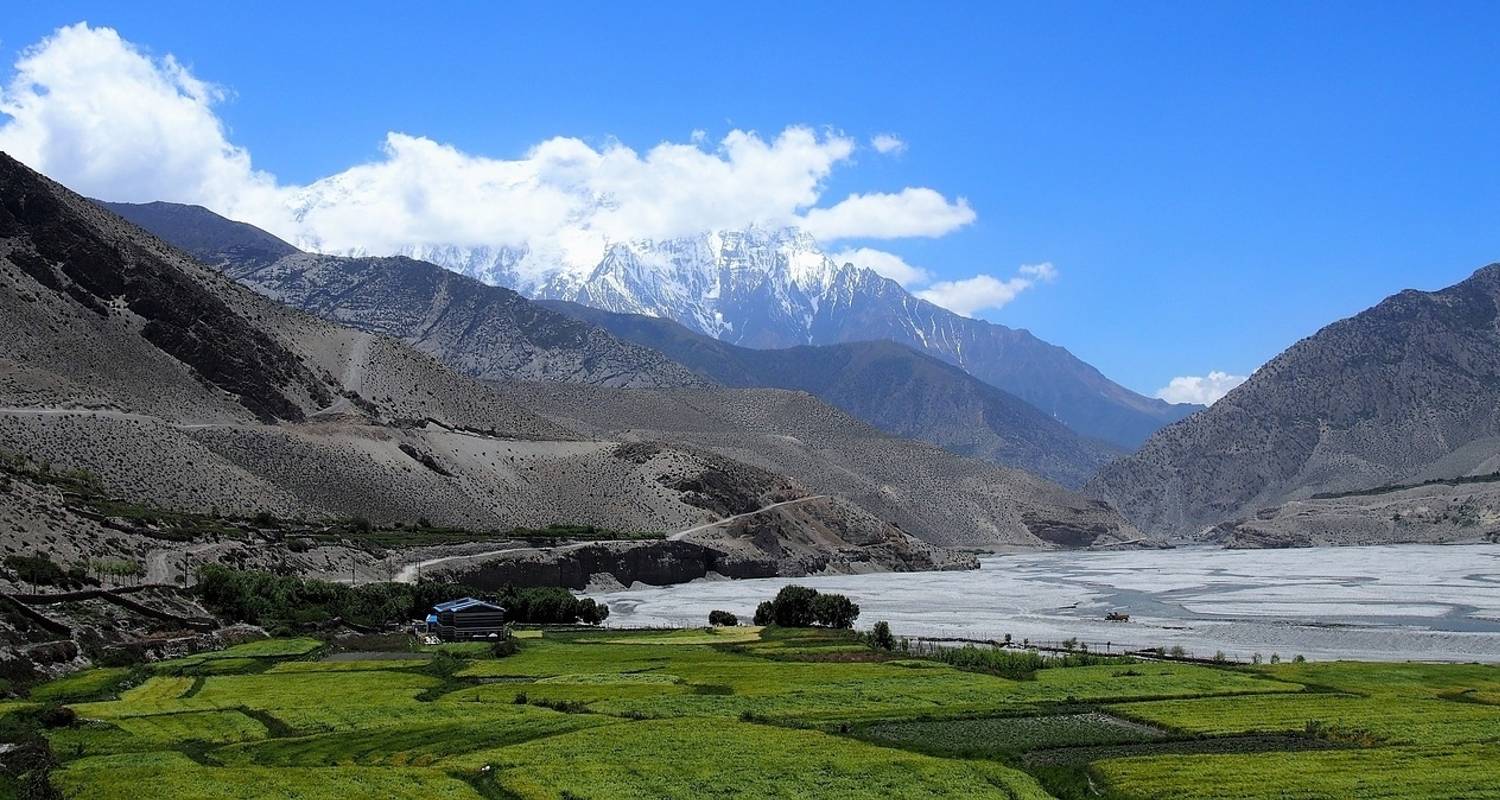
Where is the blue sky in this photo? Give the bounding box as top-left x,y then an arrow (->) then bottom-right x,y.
4,3 -> 1499,399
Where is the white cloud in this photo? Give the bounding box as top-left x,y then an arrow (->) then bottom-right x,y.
0,23 -> 285,225
915,262 -> 1057,317
801,188 -> 975,241
870,133 -> 906,155
828,247 -> 931,287
0,23 -> 976,271
1154,371 -> 1247,405
286,126 -> 857,259
1019,262 -> 1057,281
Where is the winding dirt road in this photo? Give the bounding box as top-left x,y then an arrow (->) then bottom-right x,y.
664,495 -> 828,540
391,494 -> 829,584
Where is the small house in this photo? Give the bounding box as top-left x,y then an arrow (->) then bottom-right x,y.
427,597 -> 508,640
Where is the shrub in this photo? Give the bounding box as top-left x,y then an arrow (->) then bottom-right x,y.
708,610 -> 739,627
752,601 -> 774,626
870,621 -> 895,651
36,705 -> 75,729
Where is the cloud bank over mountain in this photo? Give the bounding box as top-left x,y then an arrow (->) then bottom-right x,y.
0,22 -> 1030,313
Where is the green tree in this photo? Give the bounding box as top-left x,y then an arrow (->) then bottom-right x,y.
770,585 -> 819,627
812,592 -> 859,629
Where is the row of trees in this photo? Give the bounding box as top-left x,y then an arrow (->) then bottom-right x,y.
4,552 -> 150,593
194,566 -> 608,630
750,585 -> 860,629
497,585 -> 609,625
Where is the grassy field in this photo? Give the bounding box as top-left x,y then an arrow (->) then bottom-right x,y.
14,627 -> 1499,799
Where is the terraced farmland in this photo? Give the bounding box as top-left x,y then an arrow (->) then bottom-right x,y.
13,627 -> 1500,799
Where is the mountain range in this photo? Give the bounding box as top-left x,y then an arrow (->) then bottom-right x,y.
103,201 -> 1118,487
0,152 -> 1142,597
91,196 -> 1131,543
379,229 -> 1201,449
0,153 -> 998,587
19,153 -> 1498,556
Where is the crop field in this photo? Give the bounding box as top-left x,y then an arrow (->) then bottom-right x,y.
15,627 -> 1499,799
1109,691 -> 1500,746
860,712 -> 1167,757
1095,744 -> 1500,799
149,637 -> 326,677
27,667 -> 130,703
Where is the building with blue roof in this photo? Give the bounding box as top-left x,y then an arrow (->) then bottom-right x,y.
427,597 -> 508,640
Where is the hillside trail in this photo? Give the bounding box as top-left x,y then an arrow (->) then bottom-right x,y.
664,494 -> 827,540
391,494 -> 829,584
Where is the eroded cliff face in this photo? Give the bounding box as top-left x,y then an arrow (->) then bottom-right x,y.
434,496 -> 978,591
435,541 -> 771,590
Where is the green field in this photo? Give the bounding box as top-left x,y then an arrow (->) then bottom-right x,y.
14,627 -> 1499,799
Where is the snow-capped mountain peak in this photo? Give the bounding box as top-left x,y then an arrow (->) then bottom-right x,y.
347,224 -> 1196,449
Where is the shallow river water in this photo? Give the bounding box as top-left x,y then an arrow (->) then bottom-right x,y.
592,544 -> 1500,662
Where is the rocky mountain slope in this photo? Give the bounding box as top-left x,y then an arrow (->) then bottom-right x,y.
386,228 -> 1199,449
495,382 -> 1138,549
99,202 -> 704,389
542,300 -> 1122,487
1,153 -> 957,580
1089,264 -> 1500,537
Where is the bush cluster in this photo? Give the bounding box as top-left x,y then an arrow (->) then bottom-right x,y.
707,610 -> 739,627
751,585 -> 859,629
497,586 -> 609,625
